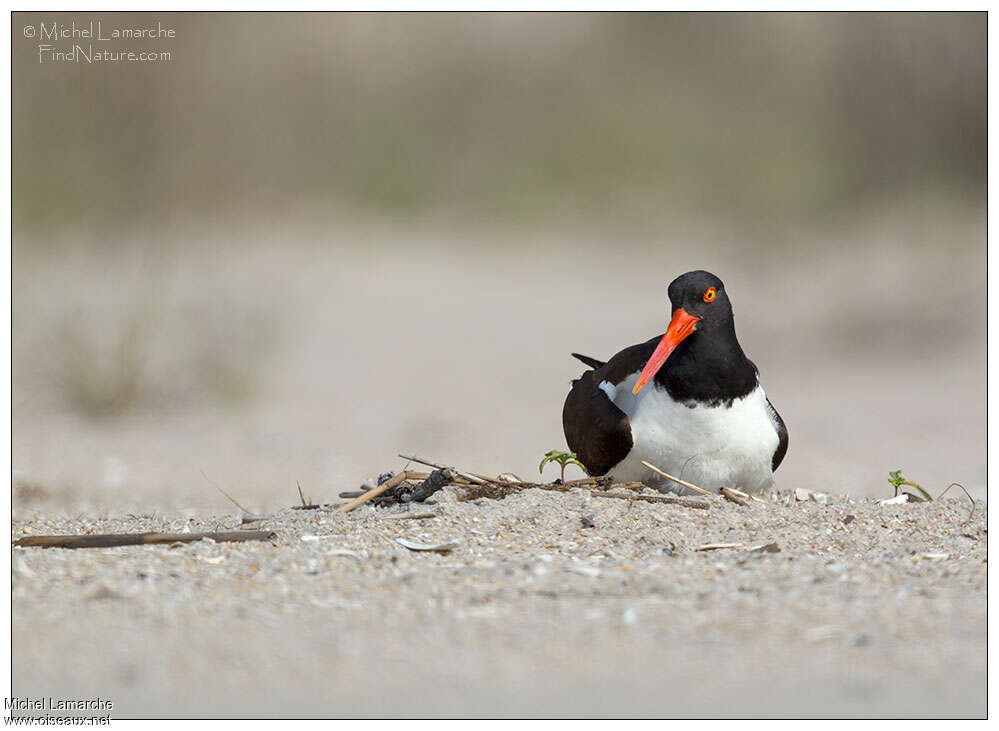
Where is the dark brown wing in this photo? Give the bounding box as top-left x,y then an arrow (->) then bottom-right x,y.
562,337 -> 661,476
767,398 -> 788,471
562,369 -> 632,476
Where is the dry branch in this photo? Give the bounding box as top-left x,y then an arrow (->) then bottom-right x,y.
398,454 -> 487,485
640,461 -> 713,496
13,530 -> 275,549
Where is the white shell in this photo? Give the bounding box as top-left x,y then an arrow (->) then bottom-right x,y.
394,538 -> 459,552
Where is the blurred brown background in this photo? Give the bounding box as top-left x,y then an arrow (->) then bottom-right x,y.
13,13 -> 986,512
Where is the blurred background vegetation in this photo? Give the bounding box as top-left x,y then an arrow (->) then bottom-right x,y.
14,13 -> 985,238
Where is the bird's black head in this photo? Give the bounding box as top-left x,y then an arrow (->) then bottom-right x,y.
632,270 -> 738,395
666,270 -> 733,329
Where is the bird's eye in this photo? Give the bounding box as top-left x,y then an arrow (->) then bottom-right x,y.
703,287 -> 716,303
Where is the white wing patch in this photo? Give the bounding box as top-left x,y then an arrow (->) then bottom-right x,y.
597,380 -> 618,401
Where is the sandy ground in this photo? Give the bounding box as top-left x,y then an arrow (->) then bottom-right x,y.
11,210 -> 986,718
11,487 -> 985,718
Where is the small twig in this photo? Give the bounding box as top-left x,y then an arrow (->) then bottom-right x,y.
723,486 -> 766,503
720,487 -> 749,507
695,542 -> 743,551
297,481 -> 308,508
397,454 -> 449,470
471,474 -> 543,489
497,472 -> 525,482
937,482 -> 976,522
590,490 -> 710,510
470,471 -> 501,483
729,486 -> 765,504
469,471 -> 534,487
13,530 -> 276,549
640,461 -> 712,496
398,454 -> 486,485
202,470 -> 252,514
241,513 -> 279,524
377,511 -> 437,522
563,476 -> 610,488
340,472 -> 410,513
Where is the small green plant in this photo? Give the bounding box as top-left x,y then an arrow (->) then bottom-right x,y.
888,470 -> 932,501
539,449 -> 585,484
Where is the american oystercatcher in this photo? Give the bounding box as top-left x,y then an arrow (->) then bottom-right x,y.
562,270 -> 787,494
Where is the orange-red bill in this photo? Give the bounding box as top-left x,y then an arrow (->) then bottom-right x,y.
632,308 -> 700,395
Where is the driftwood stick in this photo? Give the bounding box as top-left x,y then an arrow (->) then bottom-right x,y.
13,530 -> 276,549
340,472 -> 409,513
591,490 -> 710,510
398,454 -> 487,485
640,461 -> 713,496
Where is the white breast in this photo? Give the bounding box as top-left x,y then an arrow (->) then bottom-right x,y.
599,375 -> 780,494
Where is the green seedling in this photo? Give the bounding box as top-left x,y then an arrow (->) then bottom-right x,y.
540,449 -> 585,485
888,470 -> 932,501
